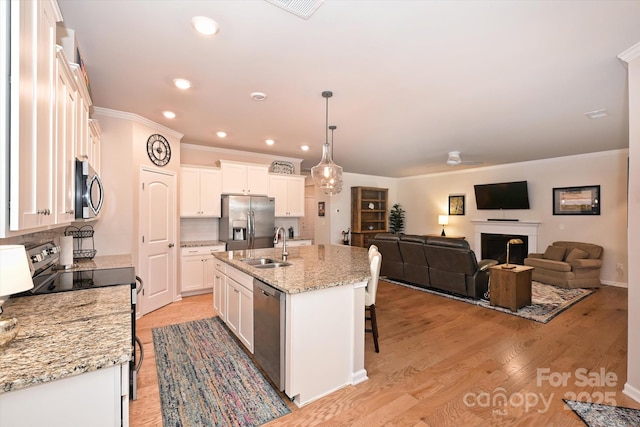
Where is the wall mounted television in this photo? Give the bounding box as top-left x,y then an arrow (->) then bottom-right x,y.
474,181 -> 530,210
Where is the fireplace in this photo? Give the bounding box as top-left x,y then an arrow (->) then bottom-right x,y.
472,220 -> 540,264
481,233 -> 528,265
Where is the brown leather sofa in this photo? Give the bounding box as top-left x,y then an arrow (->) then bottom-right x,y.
370,233 -> 497,299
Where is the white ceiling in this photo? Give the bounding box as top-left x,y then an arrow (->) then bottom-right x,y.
56,0 -> 640,178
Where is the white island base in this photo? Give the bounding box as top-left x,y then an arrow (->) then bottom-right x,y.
285,280 -> 368,407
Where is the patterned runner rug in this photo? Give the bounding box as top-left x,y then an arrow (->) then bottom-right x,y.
152,317 -> 291,426
384,279 -> 595,323
564,399 -> 640,426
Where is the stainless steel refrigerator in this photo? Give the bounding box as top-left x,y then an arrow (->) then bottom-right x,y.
220,195 -> 276,251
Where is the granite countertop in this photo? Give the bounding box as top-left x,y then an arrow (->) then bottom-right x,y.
66,254 -> 133,272
181,240 -> 226,248
213,244 -> 371,294
0,286 -> 132,394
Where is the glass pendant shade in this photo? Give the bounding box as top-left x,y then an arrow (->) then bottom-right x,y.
311,90 -> 343,196
311,142 -> 343,195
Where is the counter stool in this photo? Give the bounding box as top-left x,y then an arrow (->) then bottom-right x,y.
366,250 -> 382,353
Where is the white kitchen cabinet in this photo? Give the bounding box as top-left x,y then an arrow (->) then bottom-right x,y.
220,160 -> 269,195
8,0 -> 63,233
221,263 -> 254,353
180,166 -> 221,217
0,362 -> 129,427
269,174 -> 305,217
213,258 -> 227,321
71,63 -> 92,165
54,46 -> 77,225
180,245 -> 225,294
88,118 -> 101,174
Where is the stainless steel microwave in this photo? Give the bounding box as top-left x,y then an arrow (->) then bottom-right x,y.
75,159 -> 104,219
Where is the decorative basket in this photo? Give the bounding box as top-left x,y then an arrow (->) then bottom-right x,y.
270,160 -> 295,174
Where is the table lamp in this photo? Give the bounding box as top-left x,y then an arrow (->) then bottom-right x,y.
0,245 -> 34,347
502,238 -> 524,269
438,215 -> 449,237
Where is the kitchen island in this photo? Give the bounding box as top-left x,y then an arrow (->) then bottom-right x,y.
213,244 -> 371,407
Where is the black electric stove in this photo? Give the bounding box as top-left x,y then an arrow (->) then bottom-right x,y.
31,267 -> 136,294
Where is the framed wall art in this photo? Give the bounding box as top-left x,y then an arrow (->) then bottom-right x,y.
318,201 -> 325,217
448,195 -> 465,216
553,185 -> 600,215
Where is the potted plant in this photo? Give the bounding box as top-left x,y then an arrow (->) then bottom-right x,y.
389,203 -> 405,234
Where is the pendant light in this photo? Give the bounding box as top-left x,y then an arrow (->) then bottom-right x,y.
311,91 -> 343,195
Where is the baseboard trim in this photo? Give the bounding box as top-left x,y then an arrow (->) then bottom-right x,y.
623,382 -> 640,403
351,369 -> 369,385
601,280 -> 628,288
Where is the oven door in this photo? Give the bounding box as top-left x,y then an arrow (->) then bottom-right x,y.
75,159 -> 104,219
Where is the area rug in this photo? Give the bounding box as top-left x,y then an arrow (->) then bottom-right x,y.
152,317 -> 291,427
564,399 -> 640,426
384,279 -> 594,324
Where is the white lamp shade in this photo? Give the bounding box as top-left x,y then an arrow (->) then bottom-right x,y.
0,245 -> 34,304
438,215 -> 449,226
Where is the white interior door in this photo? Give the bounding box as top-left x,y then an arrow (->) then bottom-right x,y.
139,167 -> 176,315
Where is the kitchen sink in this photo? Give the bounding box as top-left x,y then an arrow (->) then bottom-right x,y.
254,262 -> 291,269
242,258 -> 275,266
242,258 -> 291,268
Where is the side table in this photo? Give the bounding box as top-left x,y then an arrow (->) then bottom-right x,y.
489,265 -> 534,312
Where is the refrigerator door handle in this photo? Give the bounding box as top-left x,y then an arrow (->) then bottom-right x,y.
248,210 -> 254,249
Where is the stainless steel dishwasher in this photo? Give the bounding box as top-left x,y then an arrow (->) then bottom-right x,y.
253,278 -> 286,391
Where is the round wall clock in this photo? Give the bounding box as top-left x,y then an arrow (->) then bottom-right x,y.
146,134 -> 171,166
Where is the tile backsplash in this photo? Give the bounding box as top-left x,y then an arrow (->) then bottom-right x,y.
180,218 -> 219,242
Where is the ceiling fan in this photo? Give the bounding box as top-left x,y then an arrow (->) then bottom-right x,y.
446,151 -> 483,166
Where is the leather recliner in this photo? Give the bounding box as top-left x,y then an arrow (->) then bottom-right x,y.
424,237 -> 496,299
398,235 -> 430,288
370,233 -> 497,299
369,233 -> 405,280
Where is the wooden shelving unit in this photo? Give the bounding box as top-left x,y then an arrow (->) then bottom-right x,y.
351,186 -> 389,248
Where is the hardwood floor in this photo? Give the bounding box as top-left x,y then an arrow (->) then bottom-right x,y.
130,281 -> 637,426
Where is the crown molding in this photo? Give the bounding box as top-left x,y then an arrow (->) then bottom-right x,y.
618,42 -> 640,63
92,107 -> 184,139
181,143 -> 303,164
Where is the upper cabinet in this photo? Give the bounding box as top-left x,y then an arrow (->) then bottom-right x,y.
268,174 -> 305,217
71,63 -> 92,165
180,166 -> 221,217
54,47 -> 78,225
220,161 -> 269,195
88,119 -> 101,175
6,0 -> 63,234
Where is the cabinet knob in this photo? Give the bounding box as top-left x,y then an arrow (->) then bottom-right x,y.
168,243 -> 175,248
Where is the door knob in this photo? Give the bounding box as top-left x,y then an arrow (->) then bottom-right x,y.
168,243 -> 175,248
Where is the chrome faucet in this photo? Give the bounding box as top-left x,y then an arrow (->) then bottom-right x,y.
274,227 -> 289,261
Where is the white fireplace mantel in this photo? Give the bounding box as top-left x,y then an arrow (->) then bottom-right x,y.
471,220 -> 541,256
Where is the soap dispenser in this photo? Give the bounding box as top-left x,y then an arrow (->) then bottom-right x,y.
288,227 -> 294,238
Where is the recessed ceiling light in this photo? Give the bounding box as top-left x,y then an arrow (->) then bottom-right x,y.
300,145 -> 309,151
173,78 -> 191,90
265,139 -> 275,145
584,109 -> 608,119
163,111 -> 176,119
216,131 -> 227,138
251,92 -> 267,101
191,16 -> 219,36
